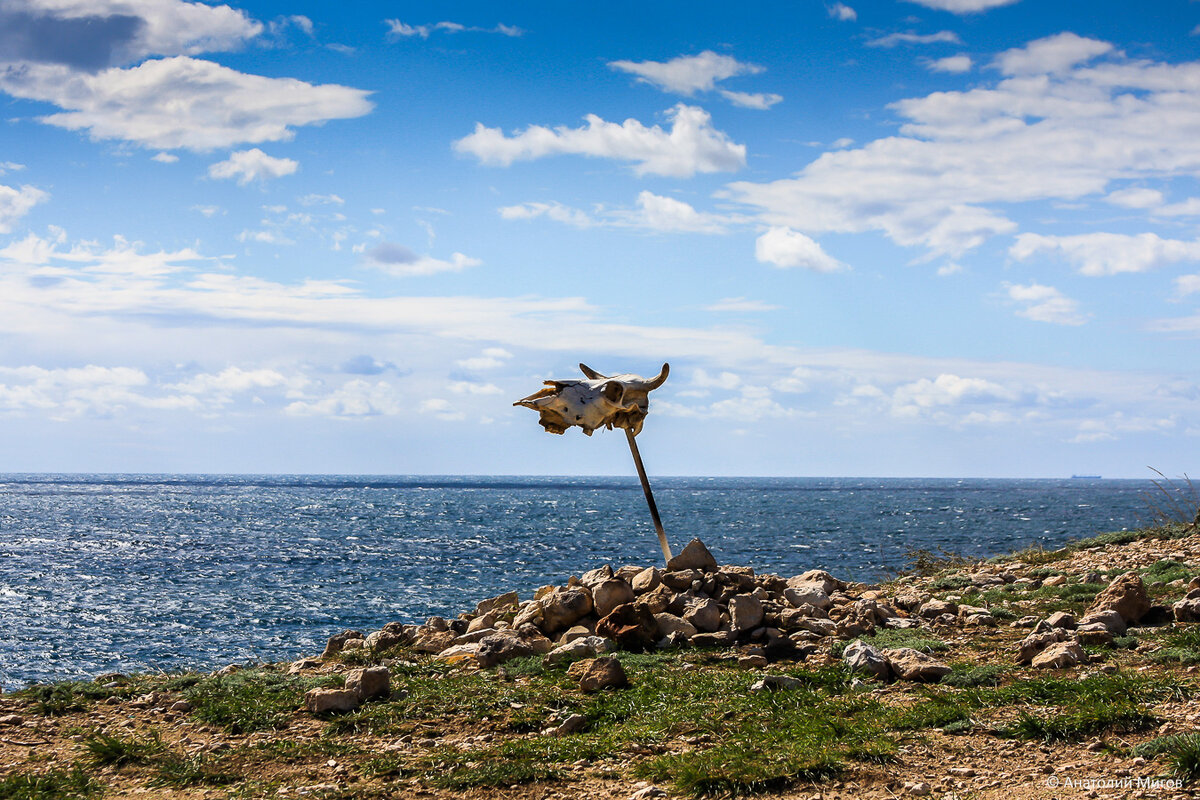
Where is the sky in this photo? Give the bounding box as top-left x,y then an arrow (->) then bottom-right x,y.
1,0 -> 1199,478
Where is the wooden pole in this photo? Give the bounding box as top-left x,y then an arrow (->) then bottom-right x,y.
625,427 -> 672,563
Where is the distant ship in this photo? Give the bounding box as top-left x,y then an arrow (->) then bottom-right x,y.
1070,474 -> 1102,479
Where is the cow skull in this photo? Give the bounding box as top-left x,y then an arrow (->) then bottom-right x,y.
514,363 -> 669,436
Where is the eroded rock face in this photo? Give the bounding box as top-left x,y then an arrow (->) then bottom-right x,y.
1087,571 -> 1150,623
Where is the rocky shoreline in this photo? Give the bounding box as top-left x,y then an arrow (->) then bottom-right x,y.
5,525 -> 1200,799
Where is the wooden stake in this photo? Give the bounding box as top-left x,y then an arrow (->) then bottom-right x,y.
625,427 -> 672,563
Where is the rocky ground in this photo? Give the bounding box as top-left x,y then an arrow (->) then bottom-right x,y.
5,524 -> 1200,799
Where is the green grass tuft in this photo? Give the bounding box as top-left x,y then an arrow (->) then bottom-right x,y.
0,766 -> 101,800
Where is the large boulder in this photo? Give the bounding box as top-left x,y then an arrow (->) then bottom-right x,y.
592,579 -> 636,619
474,591 -> 520,617
843,640 -> 890,680
883,648 -> 951,682
475,629 -> 554,668
665,538 -> 718,572
304,688 -> 360,714
321,629 -> 365,659
569,656 -> 629,692
1031,640 -> 1087,669
787,570 -> 841,595
1087,572 -> 1150,624
596,603 -> 659,651
543,635 -> 616,666
631,567 -> 661,594
540,589 -> 595,633
345,666 -> 390,700
682,598 -> 722,632
729,595 -> 764,633
654,613 -> 697,640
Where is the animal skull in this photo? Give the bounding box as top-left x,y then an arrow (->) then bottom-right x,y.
514,363 -> 669,436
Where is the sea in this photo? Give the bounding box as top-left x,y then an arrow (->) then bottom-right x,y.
0,474 -> 1161,690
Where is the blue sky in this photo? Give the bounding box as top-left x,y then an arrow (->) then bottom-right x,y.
1,0 -> 1199,477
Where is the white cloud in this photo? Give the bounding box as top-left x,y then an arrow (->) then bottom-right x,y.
208,148 -> 298,185
168,367 -> 302,405
0,56 -> 373,151
927,54 -> 973,73
385,20 -> 522,39
905,0 -> 1020,11
719,90 -> 783,109
299,193 -> 345,206
365,243 -> 481,277
500,191 -> 737,233
755,227 -> 847,272
447,380 -> 503,395
608,51 -> 762,96
724,36 -> 1200,259
1010,233 -> 1200,276
0,364 -> 195,418
1174,274 -> 1200,298
1155,198 -> 1200,218
455,104 -> 746,178
285,379 -> 405,418
0,183 -> 47,233
994,32 -> 1113,76
0,0 -> 262,69
499,202 -> 596,228
704,297 -> 781,312
867,31 -> 961,48
828,3 -> 857,21
151,152 -> 178,163
1003,282 -> 1089,326
1105,187 -> 1164,209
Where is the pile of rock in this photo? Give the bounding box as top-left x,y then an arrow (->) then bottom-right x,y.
317,538 -> 950,678
309,539 -> 1177,691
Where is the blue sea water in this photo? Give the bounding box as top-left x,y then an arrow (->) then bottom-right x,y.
0,474 -> 1156,690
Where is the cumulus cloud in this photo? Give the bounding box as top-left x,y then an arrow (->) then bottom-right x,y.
455,104 -> 746,178
1010,233 -> 1200,276
0,0 -> 262,70
1003,282 -> 1089,326
208,148 -> 298,185
755,227 -> 847,272
904,0 -> 1021,12
608,51 -> 779,108
0,183 -> 47,232
0,56 -> 373,151
723,34 -> 1200,260
365,242 -> 481,277
1106,187 -> 1164,209
0,364 -> 196,418
994,32 -> 1113,76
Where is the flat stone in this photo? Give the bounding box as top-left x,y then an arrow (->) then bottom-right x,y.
787,570 -> 841,594
884,648 -> 952,682
653,612 -> 697,639
1045,611 -> 1076,630
549,713 -> 587,736
475,629 -> 554,668
1078,609 -> 1126,635
304,688 -> 360,714
543,635 -> 615,666
749,675 -> 805,692
783,586 -> 832,610
1031,640 -> 1087,669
